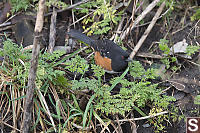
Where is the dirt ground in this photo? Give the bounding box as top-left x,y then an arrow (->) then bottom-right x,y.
0,0 -> 200,132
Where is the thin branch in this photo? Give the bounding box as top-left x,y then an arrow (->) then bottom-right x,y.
71,0 -> 76,28
129,1 -> 166,59
21,0 -> 45,132
0,120 -> 21,132
120,0 -> 161,40
117,111 -> 168,122
69,10 -> 95,26
44,0 -> 89,17
48,7 -> 57,53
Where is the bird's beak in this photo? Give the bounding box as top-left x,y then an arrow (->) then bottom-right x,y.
126,57 -> 132,62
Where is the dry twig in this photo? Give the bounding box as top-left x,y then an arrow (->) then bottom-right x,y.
44,0 -> 89,17
120,0 -> 161,40
117,111 -> 168,122
48,7 -> 57,53
129,1 -> 166,59
21,0 -> 45,132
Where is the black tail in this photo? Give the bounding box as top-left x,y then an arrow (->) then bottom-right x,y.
67,30 -> 95,47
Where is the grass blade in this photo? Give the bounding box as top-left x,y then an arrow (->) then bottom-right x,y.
93,111 -> 111,131
72,94 -> 82,112
62,113 -> 82,128
108,67 -> 129,91
82,94 -> 95,129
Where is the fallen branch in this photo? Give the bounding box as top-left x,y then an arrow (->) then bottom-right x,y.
20,0 -> 45,132
117,111 -> 168,122
48,7 -> 57,53
120,0 -> 161,40
129,1 -> 166,59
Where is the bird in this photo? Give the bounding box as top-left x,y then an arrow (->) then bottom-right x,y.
67,29 -> 132,73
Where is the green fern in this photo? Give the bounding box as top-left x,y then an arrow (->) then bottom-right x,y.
75,0 -> 122,35
10,0 -> 30,13
64,55 -> 89,75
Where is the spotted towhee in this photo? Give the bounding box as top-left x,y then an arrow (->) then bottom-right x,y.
67,30 -> 132,73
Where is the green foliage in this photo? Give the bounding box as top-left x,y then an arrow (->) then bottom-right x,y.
150,102 -> 184,132
36,51 -> 66,87
2,39 -> 30,61
149,107 -> 168,132
108,67 -> 129,92
1,0 -> 184,131
186,45 -> 200,56
194,95 -> 200,105
0,38 -> 179,132
129,61 -> 157,80
75,0 -> 122,35
64,55 -> 89,75
62,94 -> 95,130
162,58 -> 170,69
1,39 -> 66,88
10,0 -> 30,13
96,61 -> 175,115
42,50 -> 66,61
129,61 -> 146,78
158,0 -> 174,18
170,105 -> 185,122
158,39 -> 177,69
96,80 -> 161,115
72,78 -> 99,92
71,60 -> 175,117
10,0 -> 68,13
159,39 -> 200,71
1,39 -> 30,86
0,39 -> 72,132
160,0 -> 175,9
96,86 -> 138,115
159,39 -> 170,55
191,8 -> 200,21
91,64 -> 105,83
91,64 -> 105,78
46,0 -> 68,9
